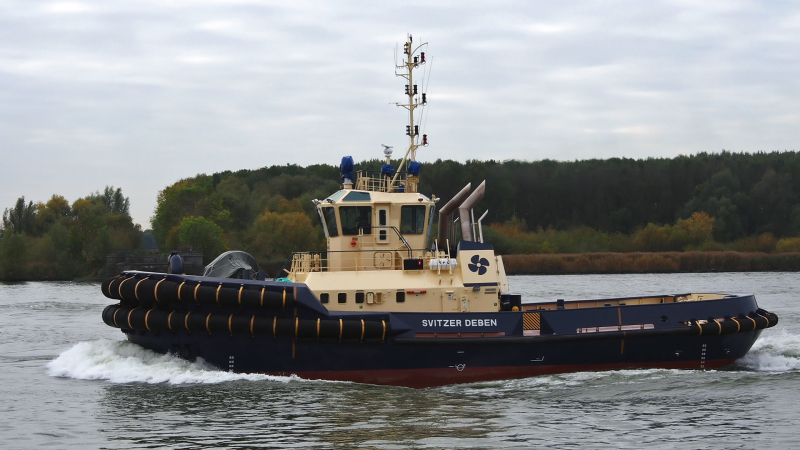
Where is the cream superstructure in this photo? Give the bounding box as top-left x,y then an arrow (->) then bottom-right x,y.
283,34 -> 509,313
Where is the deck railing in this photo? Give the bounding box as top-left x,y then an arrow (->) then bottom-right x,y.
354,170 -> 418,193
278,248 -> 448,276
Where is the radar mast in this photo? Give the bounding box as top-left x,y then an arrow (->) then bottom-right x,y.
389,33 -> 428,192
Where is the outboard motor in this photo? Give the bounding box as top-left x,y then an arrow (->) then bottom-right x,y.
167,252 -> 184,275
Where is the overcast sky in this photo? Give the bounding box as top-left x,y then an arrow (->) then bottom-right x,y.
2,1 -> 799,227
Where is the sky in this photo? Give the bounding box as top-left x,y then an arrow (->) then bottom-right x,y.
1,1 -> 799,227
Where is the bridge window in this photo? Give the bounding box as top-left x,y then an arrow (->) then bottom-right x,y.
343,191 -> 371,201
327,190 -> 346,202
426,205 -> 435,249
321,206 -> 338,237
340,206 -> 372,235
401,205 -> 426,234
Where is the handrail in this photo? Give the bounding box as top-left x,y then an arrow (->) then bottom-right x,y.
366,226 -> 412,257
282,247 -> 443,275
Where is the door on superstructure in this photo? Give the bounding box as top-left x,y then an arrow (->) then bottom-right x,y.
376,204 -> 391,244
374,204 -> 392,269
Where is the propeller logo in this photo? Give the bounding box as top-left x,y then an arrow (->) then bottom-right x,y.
468,255 -> 490,275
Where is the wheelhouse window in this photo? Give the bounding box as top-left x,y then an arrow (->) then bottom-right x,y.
339,206 -> 372,235
321,206 -> 338,237
426,205 -> 435,248
326,190 -> 347,202
401,205 -> 426,234
343,191 -> 371,202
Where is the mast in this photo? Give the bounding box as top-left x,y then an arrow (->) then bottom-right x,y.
389,33 -> 428,192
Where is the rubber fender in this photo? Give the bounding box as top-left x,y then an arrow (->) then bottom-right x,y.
736,313 -> 757,332
102,304 -> 120,327
749,312 -> 768,329
719,318 -> 740,334
106,276 -> 123,300
757,308 -> 779,327
230,315 -> 253,334
101,305 -> 391,340
101,277 -> 117,299
118,276 -> 139,302
705,317 -> 723,335
118,279 -> 296,309
134,278 -> 159,304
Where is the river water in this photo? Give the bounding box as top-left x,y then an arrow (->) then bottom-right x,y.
1,273 -> 798,449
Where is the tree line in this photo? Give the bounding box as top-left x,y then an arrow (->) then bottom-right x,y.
3,150 -> 800,280
0,187 -> 141,280
151,150 -> 800,266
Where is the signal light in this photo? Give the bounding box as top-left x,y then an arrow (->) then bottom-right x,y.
422,134 -> 428,145
422,93 -> 427,104
420,52 -> 425,62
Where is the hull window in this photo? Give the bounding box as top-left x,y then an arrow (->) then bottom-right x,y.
338,293 -> 347,304
396,291 -> 406,303
320,293 -> 329,304
355,292 -> 365,303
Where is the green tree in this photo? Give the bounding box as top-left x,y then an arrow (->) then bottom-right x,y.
2,197 -> 38,236
69,198 -> 111,272
0,231 -> 28,280
247,209 -> 322,263
169,216 -> 228,264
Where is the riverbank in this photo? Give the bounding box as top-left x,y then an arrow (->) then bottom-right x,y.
502,251 -> 800,275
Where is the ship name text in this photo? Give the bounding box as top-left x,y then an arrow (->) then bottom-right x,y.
421,318 -> 498,327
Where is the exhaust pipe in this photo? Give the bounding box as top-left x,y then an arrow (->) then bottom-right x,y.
437,183 -> 471,247
459,180 -> 485,241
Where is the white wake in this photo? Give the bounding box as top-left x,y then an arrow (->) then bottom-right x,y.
47,339 -> 302,384
738,330 -> 800,372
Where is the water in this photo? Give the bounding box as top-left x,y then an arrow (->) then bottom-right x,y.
1,273 -> 798,449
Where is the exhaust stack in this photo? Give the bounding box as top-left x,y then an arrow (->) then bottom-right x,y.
458,180 -> 486,241
437,183 -> 471,247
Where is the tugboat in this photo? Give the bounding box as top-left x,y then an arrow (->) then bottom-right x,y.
100,34 -> 778,388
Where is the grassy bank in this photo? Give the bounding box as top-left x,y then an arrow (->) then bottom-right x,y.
502,251 -> 800,275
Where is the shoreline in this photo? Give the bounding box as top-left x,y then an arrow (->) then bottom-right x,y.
4,251 -> 800,281
502,251 -> 800,275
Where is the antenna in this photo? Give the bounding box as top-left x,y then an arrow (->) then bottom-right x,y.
381,144 -> 393,163
389,33 -> 428,192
